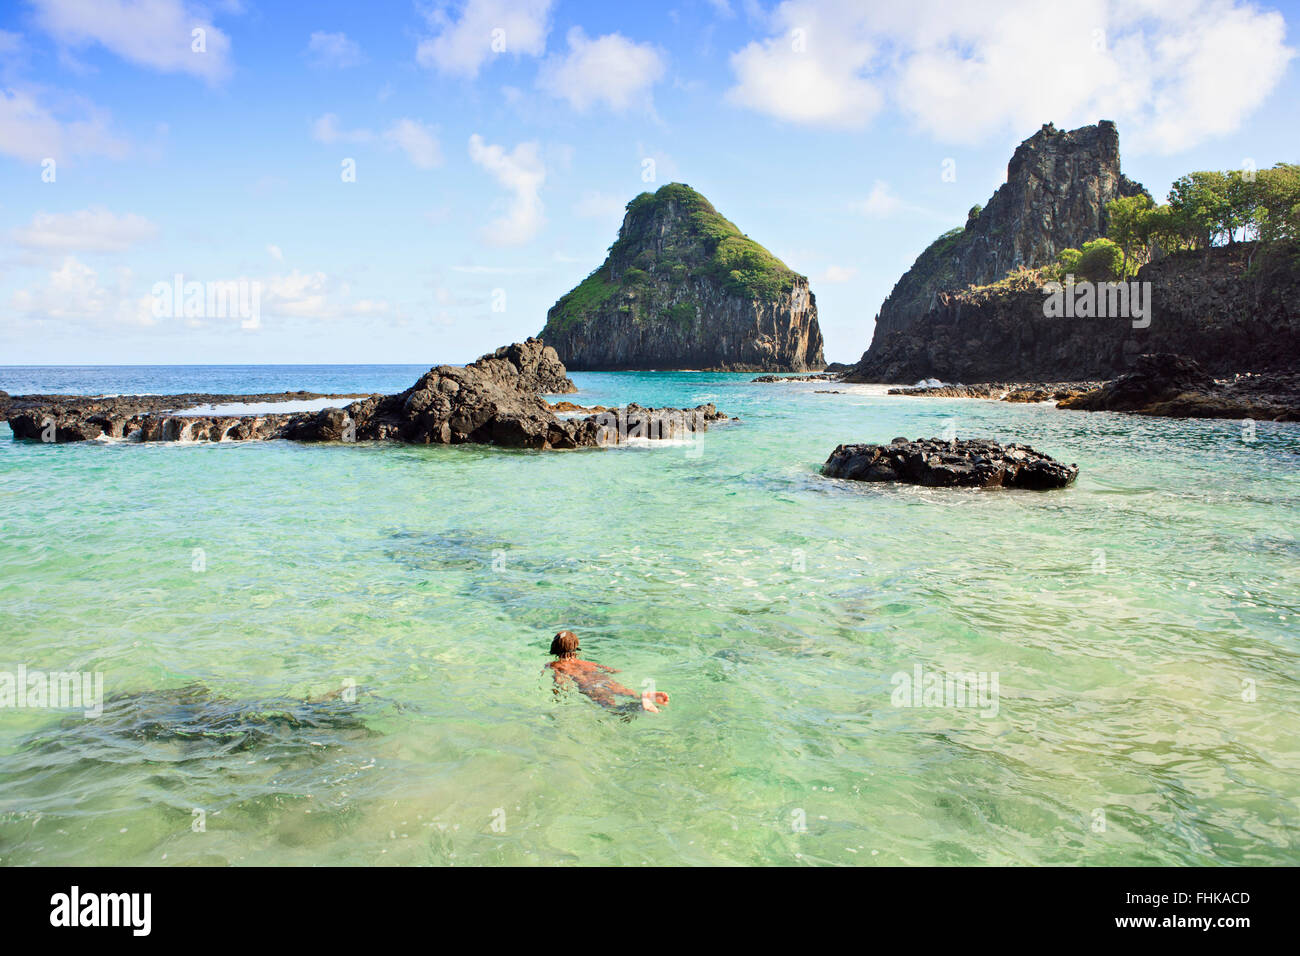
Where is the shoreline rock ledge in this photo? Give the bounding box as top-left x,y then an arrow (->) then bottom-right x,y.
2,338 -> 733,450
822,438 -> 1078,489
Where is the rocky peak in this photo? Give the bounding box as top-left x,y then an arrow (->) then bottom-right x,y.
540,183 -> 824,371
868,120 -> 1148,344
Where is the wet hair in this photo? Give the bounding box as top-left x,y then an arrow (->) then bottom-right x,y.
550,630 -> 580,659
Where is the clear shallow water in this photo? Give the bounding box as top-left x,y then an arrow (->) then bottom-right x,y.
0,366 -> 1297,866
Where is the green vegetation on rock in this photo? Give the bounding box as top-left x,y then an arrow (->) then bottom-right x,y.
973,161 -> 1300,291
547,268 -> 617,331
543,183 -> 802,335
1104,163 -> 1300,271
1050,238 -> 1126,282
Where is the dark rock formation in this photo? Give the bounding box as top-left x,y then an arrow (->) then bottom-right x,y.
539,183 -> 824,371
751,373 -> 839,383
867,121 -> 1146,347
2,338 -> 733,448
491,338 -> 577,395
1059,353 -> 1300,420
822,437 -> 1078,490
2,390 -> 375,443
337,337 -> 584,447
888,381 -> 1105,402
847,243 -> 1300,383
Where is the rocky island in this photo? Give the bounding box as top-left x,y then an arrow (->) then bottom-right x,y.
822,438 -> 1079,490
1,338 -> 733,449
539,183 -> 824,372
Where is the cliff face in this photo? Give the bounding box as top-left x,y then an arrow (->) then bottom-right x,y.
846,244 -> 1300,383
540,183 -> 824,371
869,121 -> 1147,345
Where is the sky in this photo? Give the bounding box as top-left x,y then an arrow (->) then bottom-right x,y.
0,0 -> 1296,366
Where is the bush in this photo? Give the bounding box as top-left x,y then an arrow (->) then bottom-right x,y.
1077,238 -> 1125,282
1056,248 -> 1083,274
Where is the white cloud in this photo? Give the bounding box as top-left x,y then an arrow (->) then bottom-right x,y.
416,0 -> 552,78
572,190 -> 626,221
853,180 -> 904,219
264,270 -> 388,320
537,28 -> 666,112
635,142 -> 679,181
267,244 -> 283,261
10,257 -> 154,325
312,114 -> 443,169
726,2 -> 882,128
0,87 -> 128,162
311,112 -> 373,144
383,118 -> 442,169
7,258 -> 391,332
30,0 -> 233,83
820,265 -> 858,283
14,207 -> 157,253
468,133 -> 545,245
305,31 -> 363,68
725,0 -> 1295,152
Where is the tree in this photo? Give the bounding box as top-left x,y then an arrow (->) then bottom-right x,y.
1106,194 -> 1154,273
1224,170 -> 1259,244
1255,163 -> 1300,243
1169,171 -> 1234,252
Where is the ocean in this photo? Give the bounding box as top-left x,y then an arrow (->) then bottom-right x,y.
0,365 -> 1296,865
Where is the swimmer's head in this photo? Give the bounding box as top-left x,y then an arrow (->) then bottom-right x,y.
550,630 -> 580,659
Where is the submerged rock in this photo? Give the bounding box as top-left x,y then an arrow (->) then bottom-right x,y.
23,684 -> 372,755
822,437 -> 1078,489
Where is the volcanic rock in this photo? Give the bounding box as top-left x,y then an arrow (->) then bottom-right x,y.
822,437 -> 1078,490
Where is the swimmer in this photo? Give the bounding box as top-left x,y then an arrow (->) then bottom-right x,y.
547,630 -> 669,714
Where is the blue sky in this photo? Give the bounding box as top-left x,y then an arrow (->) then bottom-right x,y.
1,0 -> 1297,365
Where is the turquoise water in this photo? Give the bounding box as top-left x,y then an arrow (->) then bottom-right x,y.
1,368 -> 1297,866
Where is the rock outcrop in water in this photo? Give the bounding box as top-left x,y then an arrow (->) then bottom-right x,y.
866,121 -> 1146,346
822,438 -> 1078,489
1058,352 -> 1300,420
888,381 -> 1105,402
0,389 -> 377,443
1,338 -> 733,448
539,183 -> 824,371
